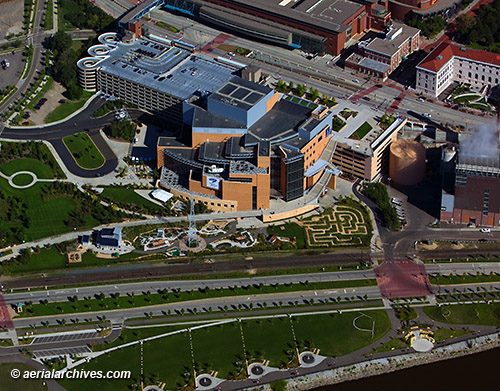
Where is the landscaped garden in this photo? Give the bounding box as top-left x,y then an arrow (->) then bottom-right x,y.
301,198 -> 372,248
59,310 -> 391,391
63,132 -> 105,169
332,115 -> 345,132
349,122 -> 373,140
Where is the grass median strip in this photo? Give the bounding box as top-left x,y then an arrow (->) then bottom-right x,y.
62,132 -> 105,169
19,279 -> 377,318
429,273 -> 500,285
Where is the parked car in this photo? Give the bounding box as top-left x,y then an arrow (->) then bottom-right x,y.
480,228 -> 491,233
423,113 -> 431,118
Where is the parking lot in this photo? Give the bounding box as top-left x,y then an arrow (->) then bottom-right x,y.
0,50 -> 24,90
33,346 -> 92,359
33,331 -> 99,344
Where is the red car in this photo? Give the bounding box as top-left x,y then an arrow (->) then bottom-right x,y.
22,121 -> 29,125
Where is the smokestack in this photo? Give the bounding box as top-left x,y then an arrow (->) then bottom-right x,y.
497,100 -> 500,127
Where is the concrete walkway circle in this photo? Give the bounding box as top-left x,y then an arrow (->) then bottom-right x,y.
8,171 -> 38,189
0,170 -> 53,189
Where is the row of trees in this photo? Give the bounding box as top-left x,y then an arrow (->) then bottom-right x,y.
104,119 -> 136,142
48,31 -> 83,100
455,0 -> 500,50
407,16 -> 445,39
59,0 -> 114,31
362,182 -> 401,230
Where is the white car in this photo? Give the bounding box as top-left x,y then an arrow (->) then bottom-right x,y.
423,113 -> 431,118
480,228 -> 491,233
417,98 -> 425,102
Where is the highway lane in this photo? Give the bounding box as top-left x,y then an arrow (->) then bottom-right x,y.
11,280 -> 500,329
11,286 -> 382,328
3,270 -> 375,306
425,262 -> 500,275
6,262 -> 500,306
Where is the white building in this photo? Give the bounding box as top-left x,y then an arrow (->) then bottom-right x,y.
416,42 -> 500,98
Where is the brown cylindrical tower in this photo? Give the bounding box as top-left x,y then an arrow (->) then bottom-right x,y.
389,140 -> 426,186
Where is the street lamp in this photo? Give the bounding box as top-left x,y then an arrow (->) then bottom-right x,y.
388,177 -> 392,191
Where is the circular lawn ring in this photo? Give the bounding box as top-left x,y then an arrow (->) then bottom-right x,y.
198,377 -> 212,387
302,353 -> 315,364
10,171 -> 37,188
251,365 -> 264,375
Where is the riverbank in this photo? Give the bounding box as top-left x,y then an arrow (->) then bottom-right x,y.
283,332 -> 500,391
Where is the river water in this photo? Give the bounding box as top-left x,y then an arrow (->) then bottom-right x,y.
314,347 -> 500,391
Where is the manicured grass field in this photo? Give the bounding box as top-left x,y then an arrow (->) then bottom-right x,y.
100,187 -> 164,211
371,336 -> 408,353
433,327 -> 471,342
60,310 -> 391,391
267,223 -> 305,249
44,91 -> 93,123
0,159 -> 54,179
0,363 -> 48,390
0,177 -> 100,243
11,173 -> 34,186
424,303 -> 500,326
63,133 -> 105,169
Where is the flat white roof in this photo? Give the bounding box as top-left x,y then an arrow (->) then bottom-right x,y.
151,189 -> 173,203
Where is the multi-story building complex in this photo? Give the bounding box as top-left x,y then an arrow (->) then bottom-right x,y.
345,21 -> 420,81
416,42 -> 500,98
120,0 -> 392,56
441,153 -> 500,227
77,33 -> 240,124
156,82 -> 341,212
328,106 -> 406,181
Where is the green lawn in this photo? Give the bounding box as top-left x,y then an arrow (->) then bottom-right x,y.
60,310 -> 390,391
63,133 -> 105,169
18,278 -> 377,317
5,245 -> 141,275
100,187 -> 164,211
0,363 -> 48,390
0,177 -> 100,244
0,159 -> 54,179
242,317 -> 295,367
44,91 -> 93,123
371,336 -> 409,353
453,94 -> 480,104
267,223 -> 306,249
11,173 -> 33,186
292,311 -> 390,357
433,327 -> 471,342
424,303 -> 500,326
350,122 -> 373,140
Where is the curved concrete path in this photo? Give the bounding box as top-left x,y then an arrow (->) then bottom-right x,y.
0,170 -> 54,189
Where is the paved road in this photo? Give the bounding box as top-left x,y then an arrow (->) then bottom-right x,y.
11,285 -> 382,329
3,270 -> 375,305
1,98 -> 148,177
0,2 -> 47,114
5,262 -> 499,306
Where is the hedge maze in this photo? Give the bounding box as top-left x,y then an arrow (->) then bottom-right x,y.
302,203 -> 371,248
